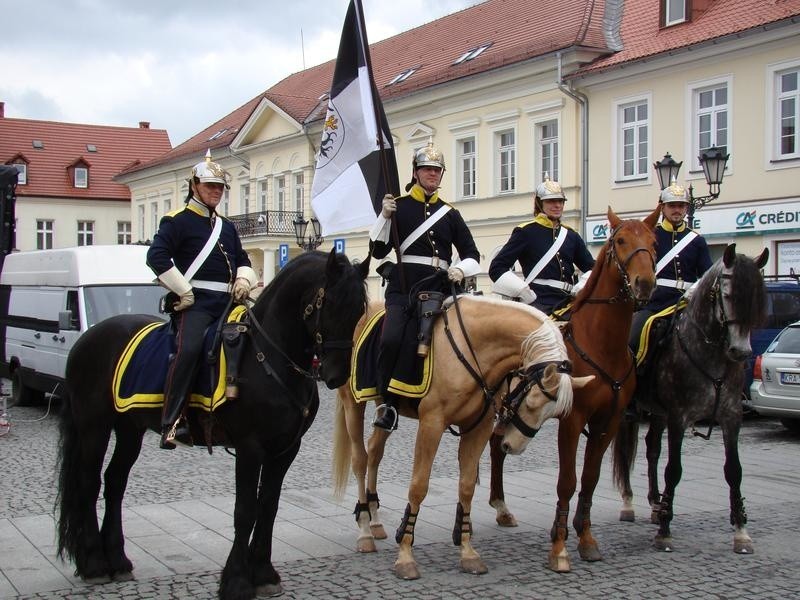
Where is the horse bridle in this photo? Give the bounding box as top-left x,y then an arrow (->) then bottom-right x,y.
584,225 -> 655,309
496,359 -> 573,438
302,287 -> 356,376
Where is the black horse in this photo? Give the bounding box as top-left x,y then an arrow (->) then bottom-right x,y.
613,243 -> 767,554
56,250 -> 369,600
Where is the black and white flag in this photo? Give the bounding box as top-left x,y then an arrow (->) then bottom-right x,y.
310,0 -> 399,235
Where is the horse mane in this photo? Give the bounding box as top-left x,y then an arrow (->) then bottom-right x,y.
570,236 -> 612,312
520,317 -> 573,418
689,252 -> 766,331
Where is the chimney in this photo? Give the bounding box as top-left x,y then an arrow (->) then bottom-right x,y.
0,102 -> 4,118
139,121 -> 150,129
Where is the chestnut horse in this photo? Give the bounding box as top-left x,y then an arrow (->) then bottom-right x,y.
332,293 -> 592,580
492,206 -> 659,572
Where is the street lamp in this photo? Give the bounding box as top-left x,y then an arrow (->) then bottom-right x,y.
293,215 -> 324,251
653,147 -> 730,226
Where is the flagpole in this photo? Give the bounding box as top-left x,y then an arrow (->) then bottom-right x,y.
353,0 -> 406,293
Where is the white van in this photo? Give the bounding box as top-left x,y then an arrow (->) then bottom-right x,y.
0,245 -> 165,405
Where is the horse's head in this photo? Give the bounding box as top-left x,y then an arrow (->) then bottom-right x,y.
605,206 -> 658,305
694,243 -> 768,362
304,250 -> 369,389
495,318 -> 594,455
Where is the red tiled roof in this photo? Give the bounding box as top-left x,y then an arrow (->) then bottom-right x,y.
575,0 -> 800,76
135,0 -> 611,173
0,117 -> 171,201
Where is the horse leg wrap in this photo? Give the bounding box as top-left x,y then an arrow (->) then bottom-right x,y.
550,507 -> 570,542
415,291 -> 444,357
353,502 -> 371,522
221,322 -> 249,399
395,503 -> 417,545
573,493 -> 592,535
366,490 -> 380,509
452,502 -> 473,546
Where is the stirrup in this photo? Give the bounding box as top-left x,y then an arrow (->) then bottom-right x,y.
373,404 -> 398,431
162,419 -> 193,448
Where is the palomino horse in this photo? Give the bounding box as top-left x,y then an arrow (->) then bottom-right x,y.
492,206 -> 659,572
613,243 -> 767,553
332,292 -> 592,579
56,250 -> 369,600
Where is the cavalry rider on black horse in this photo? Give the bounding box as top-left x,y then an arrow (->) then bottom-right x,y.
489,176 -> 595,315
147,150 -> 258,449
369,139 -> 481,432
627,180 -> 712,416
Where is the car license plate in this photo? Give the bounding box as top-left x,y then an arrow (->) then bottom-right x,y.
780,372 -> 800,385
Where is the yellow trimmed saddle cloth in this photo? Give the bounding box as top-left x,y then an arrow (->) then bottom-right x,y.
350,309 -> 434,403
635,299 -> 687,367
112,306 -> 246,413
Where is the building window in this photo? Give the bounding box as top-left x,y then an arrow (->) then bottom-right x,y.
137,204 -> 145,241
151,202 -> 159,235
692,81 -> 729,170
536,120 -> 559,183
36,220 -> 53,250
117,221 -> 132,245
258,179 -> 268,212
221,188 -> 229,216
457,137 -> 476,199
496,129 -> 516,193
618,100 -> 649,179
240,183 -> 250,214
294,172 -> 304,212
275,176 -> 286,212
74,166 -> 88,188
387,68 -> 417,86
776,66 -> 799,159
77,221 -> 94,246
454,43 -> 492,65
663,0 -> 686,26
13,163 -> 27,185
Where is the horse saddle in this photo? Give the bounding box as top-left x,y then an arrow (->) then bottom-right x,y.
635,301 -> 687,368
112,306 -> 247,413
350,309 -> 434,402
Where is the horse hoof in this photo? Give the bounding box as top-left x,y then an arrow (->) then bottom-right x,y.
459,557 -> 488,575
495,512 -> 518,527
734,540 -> 754,554
653,535 -> 674,552
547,551 -> 571,573
395,562 -> 420,580
82,574 -> 112,584
112,571 -> 135,582
356,536 -> 377,553
578,544 -> 602,562
370,523 -> 387,539
619,509 -> 635,522
256,582 -> 284,597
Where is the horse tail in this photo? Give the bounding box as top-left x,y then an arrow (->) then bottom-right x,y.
55,390 -> 82,564
612,418 -> 639,494
331,388 -> 352,501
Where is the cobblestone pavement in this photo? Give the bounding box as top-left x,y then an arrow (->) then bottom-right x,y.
1,384 -> 798,599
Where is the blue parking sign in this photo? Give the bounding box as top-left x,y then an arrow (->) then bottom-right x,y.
279,244 -> 289,268
334,238 -> 345,254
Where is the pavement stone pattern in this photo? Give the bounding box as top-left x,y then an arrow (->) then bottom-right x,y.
1,383 -> 798,599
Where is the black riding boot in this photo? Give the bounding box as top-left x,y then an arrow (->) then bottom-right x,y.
373,395 -> 399,431
160,375 -> 193,449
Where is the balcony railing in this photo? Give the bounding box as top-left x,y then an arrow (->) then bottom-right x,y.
227,210 -> 302,238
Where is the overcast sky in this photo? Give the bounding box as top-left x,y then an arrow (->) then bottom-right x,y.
3,0 -> 480,146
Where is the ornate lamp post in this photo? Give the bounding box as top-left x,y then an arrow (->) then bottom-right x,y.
293,216 -> 324,251
653,147 -> 730,227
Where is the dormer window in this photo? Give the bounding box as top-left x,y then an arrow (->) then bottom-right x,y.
14,163 -> 27,185
387,67 -> 418,86
453,43 -> 492,65
207,128 -> 229,141
663,0 -> 687,26
74,166 -> 88,188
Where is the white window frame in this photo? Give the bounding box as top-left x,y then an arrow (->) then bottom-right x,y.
77,220 -> 94,246
240,182 -> 250,215
664,0 -> 686,26
150,201 -> 159,235
687,76 -> 732,174
137,204 -> 145,241
36,219 -> 54,250
532,116 -> 561,184
613,96 -> 650,182
293,171 -> 305,212
13,163 -> 27,185
258,178 -> 268,212
766,59 -> 800,164
456,135 -> 477,199
494,127 -> 517,195
74,166 -> 88,188
275,175 -> 286,213
221,188 -> 229,217
117,221 -> 132,245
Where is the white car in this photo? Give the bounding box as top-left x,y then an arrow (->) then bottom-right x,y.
750,320 -> 800,433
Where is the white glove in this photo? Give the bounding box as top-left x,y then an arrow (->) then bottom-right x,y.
172,290 -> 195,312
157,266 -> 195,311
571,271 -> 591,296
232,266 -> 258,303
493,271 -> 536,304
381,194 -> 397,218
447,266 -> 464,283
518,286 -> 537,304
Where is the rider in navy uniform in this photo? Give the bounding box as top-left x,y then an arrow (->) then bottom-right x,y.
370,139 -> 481,431
147,150 -> 257,449
489,176 -> 594,314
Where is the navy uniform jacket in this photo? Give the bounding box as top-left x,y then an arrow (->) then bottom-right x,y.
372,187 -> 479,307
489,214 -> 595,309
147,198 -> 251,316
646,220 -> 712,313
